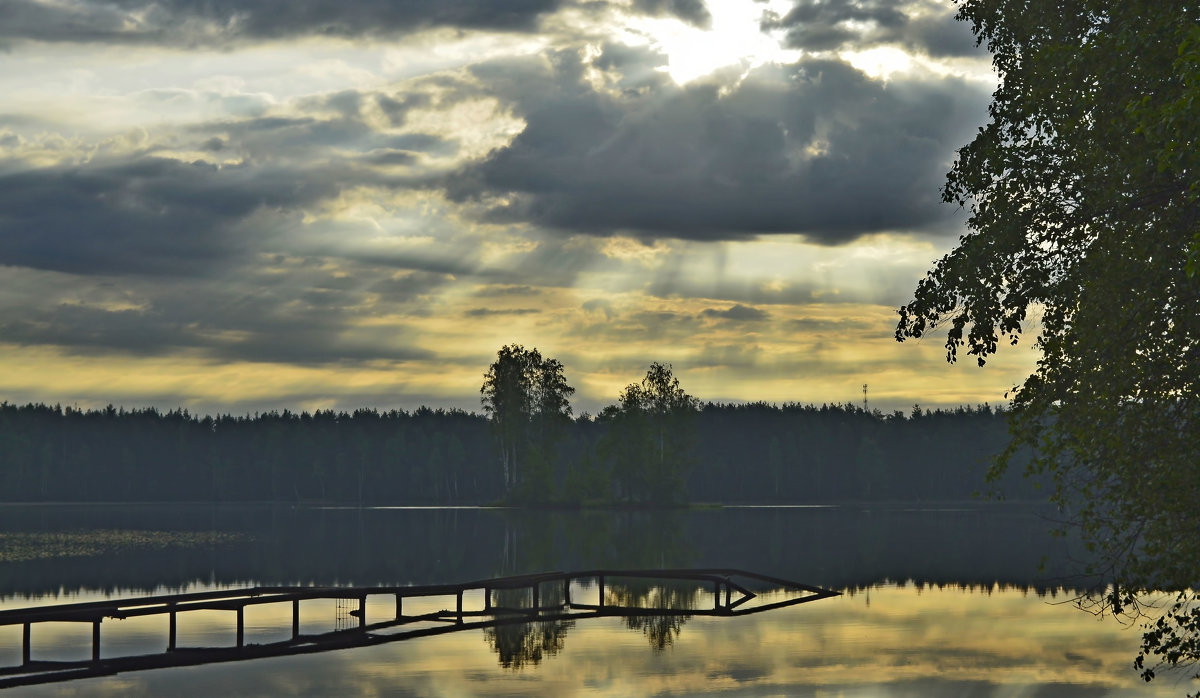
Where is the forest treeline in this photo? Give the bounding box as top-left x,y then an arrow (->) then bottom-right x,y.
0,399 -> 1037,504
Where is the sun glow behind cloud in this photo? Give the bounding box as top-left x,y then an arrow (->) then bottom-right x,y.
625,0 -> 992,88
624,0 -> 800,84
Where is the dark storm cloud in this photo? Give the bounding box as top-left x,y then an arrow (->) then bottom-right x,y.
0,156 -> 346,276
788,316 -> 878,332
365,150 -> 419,166
701,305 -> 770,322
296,92 -> 440,139
762,0 -> 985,57
902,11 -> 984,57
581,298 -> 616,319
645,274 -> 823,306
369,271 -> 457,304
348,249 -> 478,279
0,266 -> 442,364
463,308 -> 543,317
672,340 -> 772,372
194,115 -> 457,161
0,0 -> 716,46
0,0 -> 568,45
0,89 -> 469,278
0,82 -> 494,367
474,285 -> 544,297
446,50 -> 990,244
209,319 -> 434,364
575,309 -> 702,342
375,93 -> 434,127
632,0 -> 711,28
0,305 -> 193,356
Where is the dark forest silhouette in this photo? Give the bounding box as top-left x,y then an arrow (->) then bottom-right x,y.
0,398 -> 1034,504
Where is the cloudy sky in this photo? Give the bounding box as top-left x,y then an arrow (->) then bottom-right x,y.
0,0 -> 1040,415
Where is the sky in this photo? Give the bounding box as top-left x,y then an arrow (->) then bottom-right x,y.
0,0 -> 1041,416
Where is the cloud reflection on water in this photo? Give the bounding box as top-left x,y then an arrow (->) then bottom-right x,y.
5,584 -> 1183,696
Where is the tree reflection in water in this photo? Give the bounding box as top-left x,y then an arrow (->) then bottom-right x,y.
607,579 -> 696,651
483,585 -> 575,669
484,578 -> 705,667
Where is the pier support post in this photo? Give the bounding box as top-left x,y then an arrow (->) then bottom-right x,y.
21,622 -> 30,666
236,607 -> 244,647
395,594 -> 402,620
456,591 -> 463,624
169,609 -> 177,651
358,596 -> 366,629
714,582 -> 721,610
92,620 -> 101,662
292,599 -> 300,639
599,575 -> 605,609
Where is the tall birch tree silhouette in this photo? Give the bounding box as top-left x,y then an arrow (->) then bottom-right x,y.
481,344 -> 575,501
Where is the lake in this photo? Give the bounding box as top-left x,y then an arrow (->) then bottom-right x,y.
0,503 -> 1190,696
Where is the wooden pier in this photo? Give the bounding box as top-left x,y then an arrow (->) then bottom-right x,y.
0,568 -> 838,688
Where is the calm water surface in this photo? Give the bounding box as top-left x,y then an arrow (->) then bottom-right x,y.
0,503 -> 1190,696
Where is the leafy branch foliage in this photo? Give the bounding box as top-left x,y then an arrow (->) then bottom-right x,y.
896,0 -> 1200,687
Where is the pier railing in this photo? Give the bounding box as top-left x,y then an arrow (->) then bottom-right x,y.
0,568 -> 838,688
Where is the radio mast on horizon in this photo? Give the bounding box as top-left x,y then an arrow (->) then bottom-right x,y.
862,383 -> 868,412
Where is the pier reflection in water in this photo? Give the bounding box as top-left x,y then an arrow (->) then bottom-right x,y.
0,569 -> 836,688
